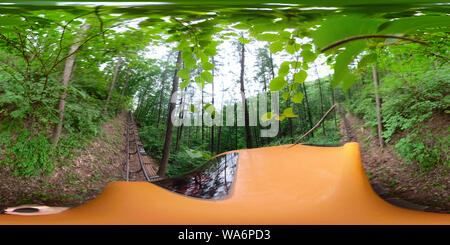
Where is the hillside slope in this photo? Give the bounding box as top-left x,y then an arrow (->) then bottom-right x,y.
0,112 -> 128,210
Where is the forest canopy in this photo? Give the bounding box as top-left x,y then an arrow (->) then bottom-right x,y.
0,1 -> 448,180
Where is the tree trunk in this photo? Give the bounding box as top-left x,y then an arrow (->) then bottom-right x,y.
210,56 -> 215,154
269,49 -> 279,143
158,51 -> 182,177
52,24 -> 89,145
120,69 -> 130,97
217,117 -> 222,153
156,69 -> 169,128
104,56 -> 122,114
234,103 -> 238,149
175,88 -> 186,152
301,83 -> 314,138
201,87 -> 204,147
239,41 -> 253,149
372,65 -> 384,147
314,66 -> 327,136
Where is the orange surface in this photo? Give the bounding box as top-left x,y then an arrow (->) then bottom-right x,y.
1,142 -> 449,225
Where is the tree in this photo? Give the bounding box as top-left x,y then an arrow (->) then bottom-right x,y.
52,24 -> 90,145
238,36 -> 253,149
158,50 -> 182,177
104,56 -> 122,114
372,64 -> 384,147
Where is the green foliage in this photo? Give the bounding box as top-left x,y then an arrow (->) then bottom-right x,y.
0,2 -> 448,179
0,130 -> 55,177
344,41 -> 449,169
139,125 -> 165,157
394,131 -> 444,169
166,149 -> 211,177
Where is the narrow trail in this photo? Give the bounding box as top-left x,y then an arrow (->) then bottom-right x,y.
339,107 -> 450,213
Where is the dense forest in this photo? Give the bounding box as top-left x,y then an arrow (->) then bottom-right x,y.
0,1 -> 448,210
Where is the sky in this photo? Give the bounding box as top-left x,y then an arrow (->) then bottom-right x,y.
143,38 -> 333,109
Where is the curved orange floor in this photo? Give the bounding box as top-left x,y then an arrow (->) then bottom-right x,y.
1,142 -> 449,225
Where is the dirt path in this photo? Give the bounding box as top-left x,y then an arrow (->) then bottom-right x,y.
339,108 -> 450,212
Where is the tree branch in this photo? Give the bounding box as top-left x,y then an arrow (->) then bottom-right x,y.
286,103 -> 337,148
51,10 -> 96,64
321,35 -> 430,52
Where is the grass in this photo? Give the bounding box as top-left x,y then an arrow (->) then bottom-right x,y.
65,172 -> 82,187
91,173 -> 102,182
366,170 -> 374,180
386,178 -> 399,187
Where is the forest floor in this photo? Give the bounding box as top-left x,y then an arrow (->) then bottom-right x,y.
0,112 -> 129,210
340,110 -> 450,212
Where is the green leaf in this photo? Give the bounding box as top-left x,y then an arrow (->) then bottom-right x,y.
195,76 -> 205,89
311,16 -> 382,51
276,114 -> 286,121
292,91 -> 304,104
332,40 -> 366,88
282,91 -> 290,101
287,42 -> 301,54
238,37 -> 250,44
190,104 -> 197,113
279,31 -> 291,39
269,41 -> 284,54
342,73 -> 357,91
180,80 -> 190,90
302,62 -> 309,70
294,70 -> 307,84
301,50 -> 317,63
0,16 -> 23,26
282,107 -> 297,118
200,71 -> 213,83
291,61 -> 302,69
301,44 -> 313,50
357,53 -> 377,70
278,61 -> 290,77
182,51 -> 197,69
202,61 -> 214,71
232,23 -> 251,30
269,76 -> 287,91
261,112 -> 275,122
256,33 -> 280,42
203,103 -> 215,114
204,45 -> 217,56
378,16 -> 450,35
177,68 -> 190,80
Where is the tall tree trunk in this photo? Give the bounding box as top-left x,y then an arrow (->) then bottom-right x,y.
372,65 -> 384,147
239,41 -> 253,149
201,87 -> 204,147
217,113 -> 223,153
104,56 -> 122,114
314,65 -> 327,136
269,49 -> 279,143
120,69 -> 130,97
234,103 -> 238,149
210,56 -> 215,154
158,51 -> 182,177
301,83 -> 314,138
328,74 -> 338,129
175,88 -> 187,152
156,74 -> 166,128
52,24 -> 89,145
